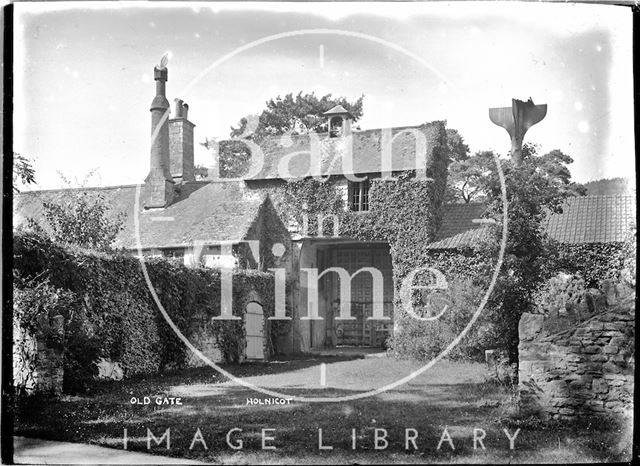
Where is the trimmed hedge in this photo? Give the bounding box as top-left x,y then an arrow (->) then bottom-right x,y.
13,232 -> 276,392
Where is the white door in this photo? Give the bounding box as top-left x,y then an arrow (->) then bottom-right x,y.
245,302 -> 264,360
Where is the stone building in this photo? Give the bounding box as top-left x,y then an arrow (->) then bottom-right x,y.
14,63 -> 636,359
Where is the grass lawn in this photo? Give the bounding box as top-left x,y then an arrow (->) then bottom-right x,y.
15,355 -> 632,464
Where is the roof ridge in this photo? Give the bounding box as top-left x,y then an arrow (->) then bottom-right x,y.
222,124 -> 428,145
16,184 -> 139,195
16,180 -> 220,196
568,194 -> 635,201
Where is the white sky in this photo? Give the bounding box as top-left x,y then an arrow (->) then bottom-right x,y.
13,1 -> 636,189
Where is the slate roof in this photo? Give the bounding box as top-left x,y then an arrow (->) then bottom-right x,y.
245,124 -> 438,180
427,195 -> 636,250
14,181 -> 268,250
16,183 -> 634,252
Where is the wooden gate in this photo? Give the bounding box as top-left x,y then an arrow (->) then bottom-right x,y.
245,302 -> 264,360
318,244 -> 394,347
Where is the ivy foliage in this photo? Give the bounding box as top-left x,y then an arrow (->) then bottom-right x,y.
13,280 -> 75,395
13,232 -> 276,393
282,177 -> 346,236
275,120 -> 449,245
552,241 -> 631,288
272,121 -> 457,359
389,142 -> 614,363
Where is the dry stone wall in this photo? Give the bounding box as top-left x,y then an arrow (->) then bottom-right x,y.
519,281 -> 635,419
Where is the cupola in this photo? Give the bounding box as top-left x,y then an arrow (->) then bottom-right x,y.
323,105 -> 353,138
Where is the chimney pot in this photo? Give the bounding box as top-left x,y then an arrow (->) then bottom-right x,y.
174,98 -> 184,117
154,66 -> 168,81
169,99 -> 196,183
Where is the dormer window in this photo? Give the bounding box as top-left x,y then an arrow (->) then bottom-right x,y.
349,180 -> 370,212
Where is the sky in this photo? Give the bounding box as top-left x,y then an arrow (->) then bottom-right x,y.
13,1 -> 636,190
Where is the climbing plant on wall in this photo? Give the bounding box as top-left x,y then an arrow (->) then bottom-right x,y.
272,121 -> 453,359
13,232 -> 278,393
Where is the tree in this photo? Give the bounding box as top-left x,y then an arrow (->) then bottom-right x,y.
13,152 -> 36,192
445,128 -> 470,163
474,144 -> 585,363
230,92 -> 364,142
26,173 -> 125,252
201,92 -> 365,179
446,144 -> 586,204
446,150 -> 494,204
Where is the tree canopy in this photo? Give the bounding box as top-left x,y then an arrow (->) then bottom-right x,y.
445,128 -> 470,163
201,92 -> 364,179
447,143 -> 585,204
230,92 -> 364,142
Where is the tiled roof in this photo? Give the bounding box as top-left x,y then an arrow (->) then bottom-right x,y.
428,203 -> 488,249
543,195 -> 636,244
244,124 -> 439,180
14,181 -> 268,250
427,195 -> 636,250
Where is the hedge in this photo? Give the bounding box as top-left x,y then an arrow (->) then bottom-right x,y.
387,235 -> 634,362
13,232 -> 276,393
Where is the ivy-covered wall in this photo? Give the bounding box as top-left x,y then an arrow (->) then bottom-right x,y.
231,122 -> 632,361
553,242 -> 629,288
387,239 -> 634,362
242,121 -> 451,350
13,232 -> 278,393
244,121 -> 450,244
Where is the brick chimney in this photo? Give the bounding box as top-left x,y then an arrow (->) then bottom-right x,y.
144,65 -> 175,208
169,98 -> 196,183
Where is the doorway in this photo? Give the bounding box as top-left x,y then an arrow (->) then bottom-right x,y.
317,243 -> 394,347
245,302 -> 264,360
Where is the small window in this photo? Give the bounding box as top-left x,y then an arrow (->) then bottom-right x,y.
329,116 -> 343,138
349,180 -> 370,212
163,248 -> 184,259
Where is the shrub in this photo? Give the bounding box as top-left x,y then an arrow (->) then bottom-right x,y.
387,277 -> 486,362
13,231 -> 277,392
